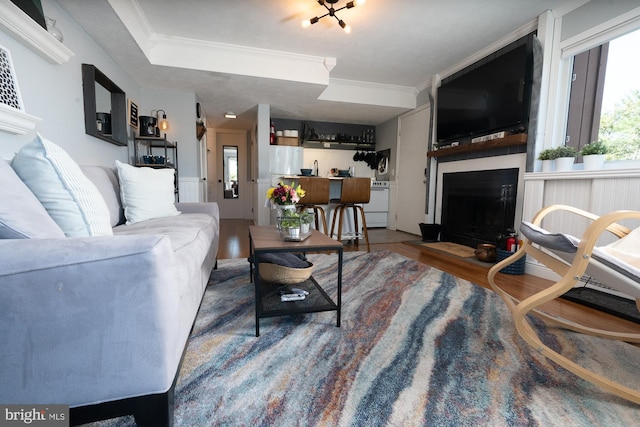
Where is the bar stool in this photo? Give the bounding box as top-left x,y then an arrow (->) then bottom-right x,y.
296,177 -> 330,234
330,177 -> 371,252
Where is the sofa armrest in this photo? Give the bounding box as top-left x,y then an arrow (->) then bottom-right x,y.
175,201 -> 219,220
0,236 -> 183,407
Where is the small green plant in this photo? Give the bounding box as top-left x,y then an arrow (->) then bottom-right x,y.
280,212 -> 301,229
537,148 -> 556,161
580,141 -> 608,156
300,211 -> 313,224
553,146 -> 577,158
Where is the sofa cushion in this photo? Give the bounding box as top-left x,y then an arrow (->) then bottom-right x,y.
11,135 -> 113,237
113,213 -> 214,253
0,159 -> 65,239
115,160 -> 180,225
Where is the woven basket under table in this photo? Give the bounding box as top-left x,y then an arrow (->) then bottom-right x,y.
258,262 -> 314,284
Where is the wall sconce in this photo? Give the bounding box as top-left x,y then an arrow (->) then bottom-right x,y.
151,109 -> 169,136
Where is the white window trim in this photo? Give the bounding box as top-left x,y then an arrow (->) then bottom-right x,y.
541,7 -> 640,171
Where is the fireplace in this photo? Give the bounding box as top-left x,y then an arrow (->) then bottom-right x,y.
441,168 -> 518,248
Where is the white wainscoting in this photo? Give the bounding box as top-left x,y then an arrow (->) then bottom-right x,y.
523,168 -> 640,279
178,177 -> 204,202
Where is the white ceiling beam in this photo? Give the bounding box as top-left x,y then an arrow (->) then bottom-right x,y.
319,79 -> 417,109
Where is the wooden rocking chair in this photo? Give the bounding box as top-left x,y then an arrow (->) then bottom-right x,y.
488,204 -> 640,404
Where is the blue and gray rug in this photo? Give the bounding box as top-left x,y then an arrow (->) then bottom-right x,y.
100,251 -> 640,426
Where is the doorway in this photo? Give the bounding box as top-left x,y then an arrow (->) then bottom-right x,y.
395,105 -> 431,235
208,129 -> 249,219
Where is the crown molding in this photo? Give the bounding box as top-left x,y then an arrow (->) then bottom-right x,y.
0,0 -> 74,64
0,104 -> 41,135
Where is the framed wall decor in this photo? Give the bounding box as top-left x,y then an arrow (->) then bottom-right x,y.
128,99 -> 138,129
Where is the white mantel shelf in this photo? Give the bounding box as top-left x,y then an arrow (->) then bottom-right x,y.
525,168 -> 640,181
0,0 -> 75,64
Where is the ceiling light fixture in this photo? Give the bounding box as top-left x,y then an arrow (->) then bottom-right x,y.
224,112 -> 237,119
302,0 -> 365,34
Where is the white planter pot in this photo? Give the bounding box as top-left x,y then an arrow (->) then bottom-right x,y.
541,159 -> 554,172
301,223 -> 310,234
555,157 -> 575,172
583,154 -> 606,170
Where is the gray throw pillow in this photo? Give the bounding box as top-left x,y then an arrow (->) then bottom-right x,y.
0,159 -> 65,239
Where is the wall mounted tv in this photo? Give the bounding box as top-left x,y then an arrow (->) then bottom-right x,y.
436,39 -> 533,144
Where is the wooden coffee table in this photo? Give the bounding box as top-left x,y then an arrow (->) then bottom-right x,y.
249,225 -> 343,336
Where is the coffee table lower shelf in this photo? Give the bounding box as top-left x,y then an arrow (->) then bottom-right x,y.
257,276 -> 338,319
249,225 -> 343,337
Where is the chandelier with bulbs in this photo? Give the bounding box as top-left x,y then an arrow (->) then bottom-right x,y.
302,0 -> 365,34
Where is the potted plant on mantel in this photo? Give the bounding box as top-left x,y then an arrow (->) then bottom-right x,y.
537,148 -> 557,172
580,141 -> 608,170
553,146 -> 577,172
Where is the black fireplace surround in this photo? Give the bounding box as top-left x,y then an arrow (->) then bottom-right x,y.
441,168 -> 518,248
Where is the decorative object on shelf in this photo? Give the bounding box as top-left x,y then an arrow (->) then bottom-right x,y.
552,146 -> 577,172
580,141 -> 608,170
196,119 -> 206,141
138,115 -> 156,137
45,16 -> 63,42
301,0 -> 365,33
537,148 -> 556,172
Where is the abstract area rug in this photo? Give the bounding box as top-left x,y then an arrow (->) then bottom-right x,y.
91,251 -> 640,426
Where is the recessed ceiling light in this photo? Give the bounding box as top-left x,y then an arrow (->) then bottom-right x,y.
224,112 -> 236,119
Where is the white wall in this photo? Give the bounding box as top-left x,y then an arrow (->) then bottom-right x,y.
0,0 -> 139,164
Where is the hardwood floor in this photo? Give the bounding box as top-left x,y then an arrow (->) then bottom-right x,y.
218,219 -> 639,335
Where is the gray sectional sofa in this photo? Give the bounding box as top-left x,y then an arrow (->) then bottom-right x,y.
0,136 -> 220,426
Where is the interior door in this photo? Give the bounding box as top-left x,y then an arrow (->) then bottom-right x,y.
214,130 -> 248,219
395,105 -> 431,235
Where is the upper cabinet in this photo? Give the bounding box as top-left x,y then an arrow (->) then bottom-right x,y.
82,64 -> 127,146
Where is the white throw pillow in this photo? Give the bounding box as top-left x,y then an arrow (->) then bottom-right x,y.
115,160 -> 180,225
11,134 -> 113,237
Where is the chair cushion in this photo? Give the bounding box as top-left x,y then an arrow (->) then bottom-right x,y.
519,221 -> 580,253
0,159 -> 65,239
115,160 -> 180,225
11,134 -> 113,237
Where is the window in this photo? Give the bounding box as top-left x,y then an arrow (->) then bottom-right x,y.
566,28 -> 640,161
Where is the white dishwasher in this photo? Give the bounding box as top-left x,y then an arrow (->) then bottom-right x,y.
364,181 -> 390,228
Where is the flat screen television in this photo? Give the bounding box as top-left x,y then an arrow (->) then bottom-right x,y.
436,42 -> 533,144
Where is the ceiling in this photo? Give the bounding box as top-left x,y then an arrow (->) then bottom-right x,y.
57,0 -> 577,130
